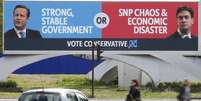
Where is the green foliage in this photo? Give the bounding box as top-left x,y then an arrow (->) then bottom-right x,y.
170,82 -> 182,91
145,81 -> 201,92
157,82 -> 166,91
0,80 -> 17,88
145,82 -> 153,88
191,82 -> 201,92
0,80 -> 22,92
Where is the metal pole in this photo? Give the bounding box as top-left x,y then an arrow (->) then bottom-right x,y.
92,41 -> 95,98
139,70 -> 142,85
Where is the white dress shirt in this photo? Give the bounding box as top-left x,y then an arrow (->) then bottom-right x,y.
177,29 -> 192,39
14,27 -> 26,38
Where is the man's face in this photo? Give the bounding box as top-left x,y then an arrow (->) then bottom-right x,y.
131,81 -> 136,86
13,8 -> 28,30
177,11 -> 194,32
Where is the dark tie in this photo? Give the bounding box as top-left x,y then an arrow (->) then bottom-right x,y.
19,32 -> 26,38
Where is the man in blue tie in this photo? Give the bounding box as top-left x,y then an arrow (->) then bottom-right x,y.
4,5 -> 41,39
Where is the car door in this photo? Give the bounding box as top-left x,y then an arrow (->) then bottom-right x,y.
66,92 -> 79,101
75,92 -> 88,101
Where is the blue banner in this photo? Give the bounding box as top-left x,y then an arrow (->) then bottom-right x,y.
4,1 -> 101,38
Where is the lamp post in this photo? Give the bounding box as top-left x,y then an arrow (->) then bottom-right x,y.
91,43 -> 103,98
91,41 -> 95,98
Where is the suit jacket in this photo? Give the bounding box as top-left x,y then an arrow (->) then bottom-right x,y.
168,31 -> 197,40
177,86 -> 191,101
4,28 -> 42,39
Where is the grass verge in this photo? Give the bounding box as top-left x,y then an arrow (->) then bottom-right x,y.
0,74 -> 200,99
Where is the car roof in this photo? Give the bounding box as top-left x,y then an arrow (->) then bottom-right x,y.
23,88 -> 81,94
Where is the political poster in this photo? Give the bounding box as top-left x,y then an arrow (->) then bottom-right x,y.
3,1 -> 199,54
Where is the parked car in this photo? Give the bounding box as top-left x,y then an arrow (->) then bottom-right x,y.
18,88 -> 88,101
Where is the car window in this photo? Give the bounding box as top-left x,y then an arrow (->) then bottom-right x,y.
66,93 -> 78,101
75,92 -> 88,101
18,92 -> 61,101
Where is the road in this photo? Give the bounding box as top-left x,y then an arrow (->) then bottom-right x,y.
0,99 -> 200,101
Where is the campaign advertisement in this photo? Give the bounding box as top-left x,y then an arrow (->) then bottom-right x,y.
3,1 -> 199,54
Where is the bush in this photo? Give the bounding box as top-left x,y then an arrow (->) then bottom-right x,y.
170,82 -> 181,91
0,80 -> 22,92
158,82 -> 166,91
191,82 -> 201,92
145,81 -> 201,92
145,82 -> 153,88
0,80 -> 17,88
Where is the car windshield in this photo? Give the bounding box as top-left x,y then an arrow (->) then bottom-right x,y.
18,92 -> 61,101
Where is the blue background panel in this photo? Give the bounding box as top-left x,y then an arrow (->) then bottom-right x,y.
13,55 -> 103,74
4,1 -> 101,38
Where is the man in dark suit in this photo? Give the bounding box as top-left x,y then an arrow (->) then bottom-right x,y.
4,5 -> 41,39
177,80 -> 191,101
168,6 -> 195,39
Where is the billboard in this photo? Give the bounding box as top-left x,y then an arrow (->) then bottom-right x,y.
3,1 -> 199,54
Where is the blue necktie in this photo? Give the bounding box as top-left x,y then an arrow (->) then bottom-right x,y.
19,32 -> 26,38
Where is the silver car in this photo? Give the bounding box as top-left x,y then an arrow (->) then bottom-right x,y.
18,88 -> 88,101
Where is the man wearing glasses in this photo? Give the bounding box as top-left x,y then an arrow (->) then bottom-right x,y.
169,6 -> 195,39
